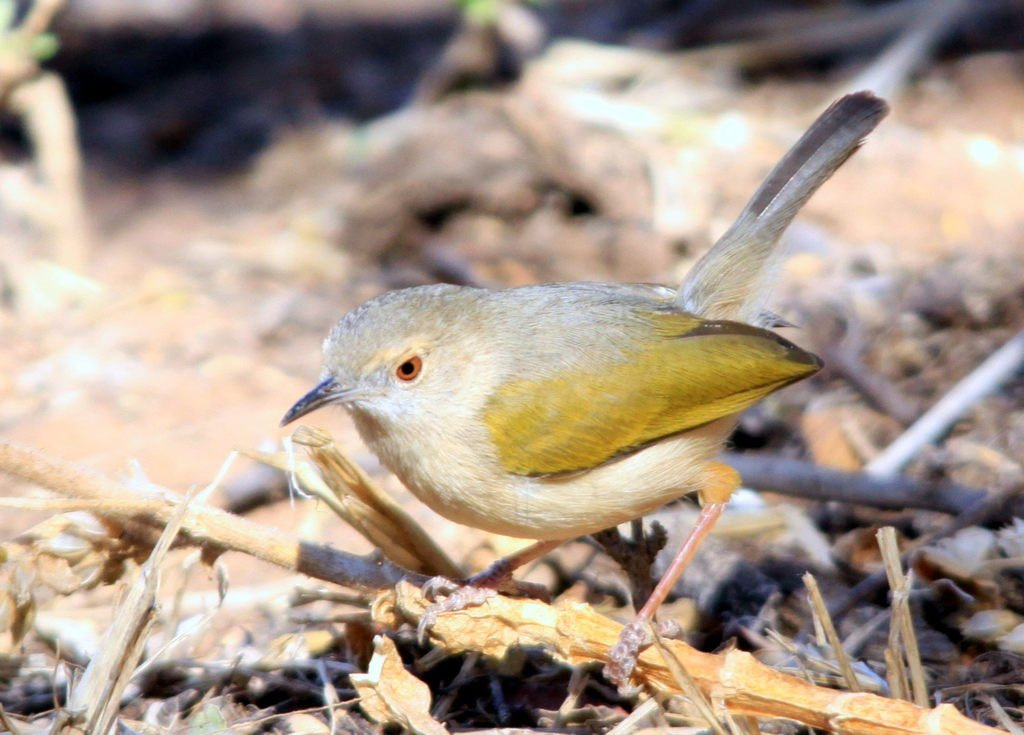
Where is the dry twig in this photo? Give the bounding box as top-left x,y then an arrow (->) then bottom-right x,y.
55,487 -> 192,733
828,478 -> 1024,620
385,583 -> 1003,735
878,527 -> 929,708
868,330 -> 1024,478
722,452 -> 988,515
0,439 -> 426,593
804,573 -> 861,692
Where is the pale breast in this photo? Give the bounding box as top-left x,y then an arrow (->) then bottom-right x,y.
360,408 -> 736,540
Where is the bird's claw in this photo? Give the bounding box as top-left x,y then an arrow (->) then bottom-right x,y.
417,584 -> 498,644
605,620 -> 655,692
416,571 -> 551,645
421,575 -> 461,602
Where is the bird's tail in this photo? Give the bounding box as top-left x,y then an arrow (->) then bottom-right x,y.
677,91 -> 889,325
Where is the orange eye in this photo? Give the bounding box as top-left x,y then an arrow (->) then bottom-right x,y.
396,356 -> 423,381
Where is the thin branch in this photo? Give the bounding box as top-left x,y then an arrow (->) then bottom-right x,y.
867,329 -> 1024,478
390,583 -> 1003,735
0,439 -> 426,593
18,0 -> 64,38
820,343 -> 919,426
721,452 -> 986,515
828,477 -> 1024,620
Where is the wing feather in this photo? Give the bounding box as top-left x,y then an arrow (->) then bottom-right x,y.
484,312 -> 820,475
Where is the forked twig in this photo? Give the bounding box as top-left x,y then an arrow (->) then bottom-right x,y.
387,583 -> 1003,735
0,439 -> 426,593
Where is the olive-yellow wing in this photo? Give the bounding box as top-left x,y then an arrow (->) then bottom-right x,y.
484,312 -> 820,476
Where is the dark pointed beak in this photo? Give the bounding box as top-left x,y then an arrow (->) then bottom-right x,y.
280,377 -> 343,426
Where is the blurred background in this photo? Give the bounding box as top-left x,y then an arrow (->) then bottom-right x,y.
2,0 -> 1024,726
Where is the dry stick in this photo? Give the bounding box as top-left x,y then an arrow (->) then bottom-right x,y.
690,0 -> 927,69
884,647 -> 908,703
721,453 -> 986,515
841,0 -> 969,100
262,447 -> 428,573
868,329 -> 1024,478
293,426 -> 462,579
606,697 -> 662,735
877,528 -> 929,708
390,583 -> 1002,735
0,440 -> 427,593
16,0 -> 64,37
9,72 -> 90,269
803,573 -> 861,692
820,344 -> 920,425
817,330 -> 1024,618
649,627 -> 730,735
828,478 -> 1024,621
58,487 -> 193,734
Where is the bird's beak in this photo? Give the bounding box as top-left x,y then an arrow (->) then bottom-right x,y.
280,377 -> 348,426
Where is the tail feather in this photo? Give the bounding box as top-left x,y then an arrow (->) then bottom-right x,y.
677,91 -> 889,324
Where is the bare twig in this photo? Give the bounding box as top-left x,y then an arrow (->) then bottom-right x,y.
867,330 -> 1024,478
842,0 -> 970,99
0,439 -> 426,593
721,452 -> 987,515
592,519 -> 667,609
56,488 -> 192,734
820,344 -> 919,425
389,583 -> 1003,735
828,478 -> 1024,620
0,0 -> 89,269
877,528 -> 929,708
17,0 -> 64,38
292,426 -> 461,578
649,627 -> 729,735
804,573 -> 861,692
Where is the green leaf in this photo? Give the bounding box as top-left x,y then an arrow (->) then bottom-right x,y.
187,703 -> 228,734
30,32 -> 59,61
0,0 -> 15,33
458,0 -> 500,25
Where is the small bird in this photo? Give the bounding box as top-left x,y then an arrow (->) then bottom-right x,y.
283,91 -> 888,683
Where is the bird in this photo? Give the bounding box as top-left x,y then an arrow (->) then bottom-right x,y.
282,91 -> 889,684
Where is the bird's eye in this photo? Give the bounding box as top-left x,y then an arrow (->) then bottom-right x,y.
396,356 -> 423,381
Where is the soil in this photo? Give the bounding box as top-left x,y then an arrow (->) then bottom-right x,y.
2,1 -> 1024,730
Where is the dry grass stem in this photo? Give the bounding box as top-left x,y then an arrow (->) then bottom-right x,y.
649,628 -> 730,735
250,445 -> 430,572
1,0 -> 90,270
292,426 -> 461,578
885,647 -> 908,702
804,573 -> 861,691
878,527 -> 929,707
57,488 -> 192,733
386,582 -> 1003,735
606,697 -> 663,734
0,439 -> 427,593
9,72 -> 90,269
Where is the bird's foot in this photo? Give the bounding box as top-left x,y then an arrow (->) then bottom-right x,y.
605,619 -> 680,692
417,564 -> 550,644
418,582 -> 499,643
605,619 -> 653,691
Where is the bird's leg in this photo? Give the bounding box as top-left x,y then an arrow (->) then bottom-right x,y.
465,538 -> 562,594
418,539 -> 562,641
605,462 -> 741,689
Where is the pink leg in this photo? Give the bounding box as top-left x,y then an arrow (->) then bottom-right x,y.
419,539 -> 562,641
606,462 -> 740,688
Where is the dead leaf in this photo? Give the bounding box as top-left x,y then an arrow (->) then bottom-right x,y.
351,635 -> 449,735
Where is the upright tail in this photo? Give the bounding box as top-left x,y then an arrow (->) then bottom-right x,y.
677,91 -> 889,325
